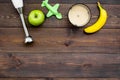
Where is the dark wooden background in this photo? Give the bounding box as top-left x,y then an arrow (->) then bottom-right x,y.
0,0 -> 120,80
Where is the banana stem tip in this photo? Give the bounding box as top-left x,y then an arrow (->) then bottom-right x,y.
97,2 -> 101,6
97,1 -> 103,9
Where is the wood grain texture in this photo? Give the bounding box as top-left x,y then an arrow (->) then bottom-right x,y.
0,78 -> 45,80
0,53 -> 120,77
55,78 -> 120,80
0,0 -> 120,78
0,28 -> 119,53
0,78 -> 120,80
0,4 -> 120,28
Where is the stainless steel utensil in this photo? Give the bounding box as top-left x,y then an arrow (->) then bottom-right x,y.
11,0 -> 33,43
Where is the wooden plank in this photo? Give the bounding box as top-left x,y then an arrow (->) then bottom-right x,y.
0,4 -> 120,28
0,52 -> 120,77
0,0 -> 120,4
0,28 -> 119,53
0,78 -> 120,80
0,78 -> 45,80
54,78 -> 120,80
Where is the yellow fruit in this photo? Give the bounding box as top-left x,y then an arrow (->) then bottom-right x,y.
84,2 -> 108,33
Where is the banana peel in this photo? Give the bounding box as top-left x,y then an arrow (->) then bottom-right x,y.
84,2 -> 108,33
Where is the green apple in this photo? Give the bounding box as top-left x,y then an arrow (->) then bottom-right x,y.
28,10 -> 45,26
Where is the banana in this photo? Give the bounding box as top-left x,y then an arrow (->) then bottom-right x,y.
84,2 -> 108,33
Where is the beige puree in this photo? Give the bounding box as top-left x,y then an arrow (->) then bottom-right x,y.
68,4 -> 91,27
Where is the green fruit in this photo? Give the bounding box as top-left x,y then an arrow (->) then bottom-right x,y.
28,10 -> 45,26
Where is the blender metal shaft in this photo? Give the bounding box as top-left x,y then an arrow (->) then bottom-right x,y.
17,8 -> 33,43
